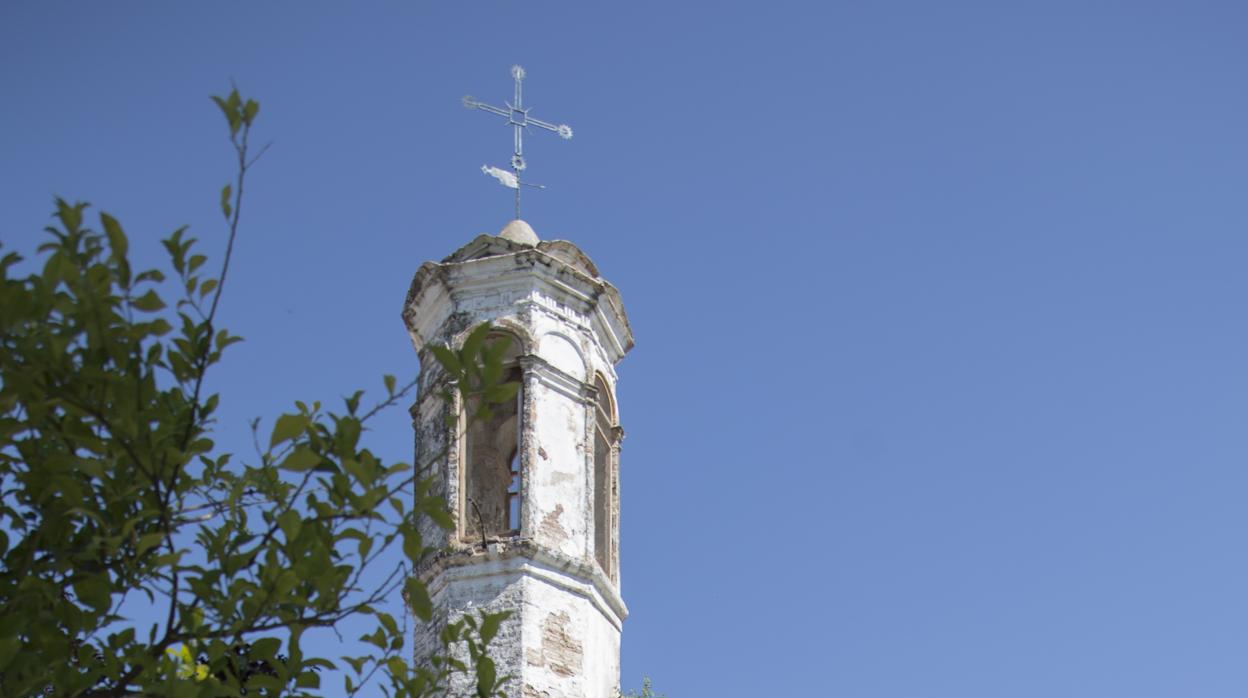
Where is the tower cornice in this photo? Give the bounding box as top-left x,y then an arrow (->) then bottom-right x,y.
402,235 -> 633,365
415,541 -> 628,630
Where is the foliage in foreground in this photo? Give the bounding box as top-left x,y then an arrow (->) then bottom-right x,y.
0,89 -> 513,696
619,677 -> 665,698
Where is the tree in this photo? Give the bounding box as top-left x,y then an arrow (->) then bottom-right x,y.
0,88 -> 513,697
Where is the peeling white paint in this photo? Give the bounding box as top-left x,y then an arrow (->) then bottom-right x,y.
404,227 -> 631,698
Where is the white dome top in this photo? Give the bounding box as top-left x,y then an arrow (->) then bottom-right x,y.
499,219 -> 539,246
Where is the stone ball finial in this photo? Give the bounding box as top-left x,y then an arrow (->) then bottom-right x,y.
499,219 -> 539,246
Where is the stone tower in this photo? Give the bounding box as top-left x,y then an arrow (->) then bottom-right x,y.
402,219 -> 633,698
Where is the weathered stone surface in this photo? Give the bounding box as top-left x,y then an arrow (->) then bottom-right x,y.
403,227 -> 631,698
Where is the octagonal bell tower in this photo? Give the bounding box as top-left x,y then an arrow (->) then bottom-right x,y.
403,219 -> 633,698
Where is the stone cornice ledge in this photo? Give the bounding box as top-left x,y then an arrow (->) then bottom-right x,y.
520,355 -> 589,403
417,541 -> 628,630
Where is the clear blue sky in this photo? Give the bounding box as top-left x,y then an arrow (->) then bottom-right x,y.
4,2 -> 1247,696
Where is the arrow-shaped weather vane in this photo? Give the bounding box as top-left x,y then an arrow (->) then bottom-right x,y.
463,65 -> 573,220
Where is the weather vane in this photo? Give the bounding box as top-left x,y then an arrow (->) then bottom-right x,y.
463,65 -> 573,220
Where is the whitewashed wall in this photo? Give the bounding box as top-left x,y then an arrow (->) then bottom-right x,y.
404,231 -> 632,698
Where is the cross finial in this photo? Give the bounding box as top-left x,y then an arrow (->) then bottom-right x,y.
463,65 -> 573,220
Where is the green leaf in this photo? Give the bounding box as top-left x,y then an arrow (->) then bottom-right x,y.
360,628 -> 386,650
388,496 -> 405,516
243,99 -> 260,124
356,532 -> 373,559
56,197 -> 83,232
386,656 -> 407,679
405,577 -> 432,621
277,509 -> 302,541
214,329 -> 243,352
344,655 -> 366,674
220,183 -> 232,219
425,505 -> 455,531
481,353 -> 503,389
215,89 -> 242,135
100,212 -> 128,259
280,446 -> 319,472
273,569 -> 299,598
270,413 -> 307,447
131,289 -> 166,312
479,611 -> 509,646
383,374 -> 396,395
148,318 -> 173,336
431,345 -> 462,378
0,637 -> 19,670
199,278 -> 219,299
377,612 -> 398,635
461,324 -> 492,366
402,529 -> 422,563
476,655 -> 496,698
250,637 -> 281,663
484,334 -> 512,363
484,382 -> 520,405
345,390 -> 364,415
72,574 -> 111,613
136,532 -> 165,556
211,95 -> 231,121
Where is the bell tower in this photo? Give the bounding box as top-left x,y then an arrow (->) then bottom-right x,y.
403,219 -> 633,698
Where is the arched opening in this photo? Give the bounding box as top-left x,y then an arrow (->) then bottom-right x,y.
593,375 -> 616,576
462,333 -> 523,543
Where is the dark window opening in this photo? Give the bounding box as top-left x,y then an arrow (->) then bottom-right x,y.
462,334 -> 522,543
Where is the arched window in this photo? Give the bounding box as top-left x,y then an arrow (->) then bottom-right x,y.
462,333 -> 522,543
593,375 -> 616,576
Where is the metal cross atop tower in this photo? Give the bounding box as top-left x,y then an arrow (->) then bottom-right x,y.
463,65 -> 573,220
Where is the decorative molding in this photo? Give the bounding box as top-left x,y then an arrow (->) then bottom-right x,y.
404,242 -> 633,362
419,542 -> 628,630
521,355 -> 591,404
